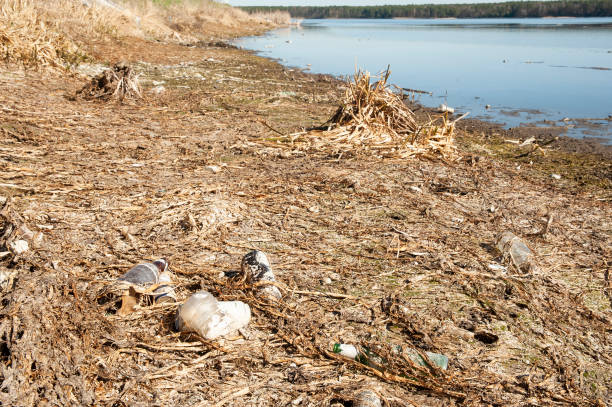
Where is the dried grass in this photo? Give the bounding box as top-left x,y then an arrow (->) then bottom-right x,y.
0,0 -> 83,70
0,0 -> 154,70
250,10 -> 292,26
158,0 -> 290,36
279,69 -> 461,160
0,0 -> 287,72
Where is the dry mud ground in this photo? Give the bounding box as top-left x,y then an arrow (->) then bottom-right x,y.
0,36 -> 611,406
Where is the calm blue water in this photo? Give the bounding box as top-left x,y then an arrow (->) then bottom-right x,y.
235,18 -> 612,142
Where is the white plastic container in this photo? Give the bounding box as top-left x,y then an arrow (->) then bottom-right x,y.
438,104 -> 455,114
241,250 -> 282,300
218,301 -> 252,331
175,291 -> 251,340
333,343 -> 359,360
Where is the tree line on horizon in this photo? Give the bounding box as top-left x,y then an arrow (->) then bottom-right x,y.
240,1 -> 612,19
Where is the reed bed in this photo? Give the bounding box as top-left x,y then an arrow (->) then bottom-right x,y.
0,0 -> 288,72
157,0 -> 290,36
0,0 -> 82,70
281,69 -> 462,160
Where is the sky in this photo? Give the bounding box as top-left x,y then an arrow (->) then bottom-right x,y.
224,0 -> 521,5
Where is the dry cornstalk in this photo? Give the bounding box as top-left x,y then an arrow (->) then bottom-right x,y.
280,68 -> 462,160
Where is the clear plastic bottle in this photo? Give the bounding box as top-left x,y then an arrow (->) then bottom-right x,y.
241,250 -> 282,300
354,390 -> 382,407
175,291 -> 251,340
153,271 -> 176,303
332,343 -> 448,371
495,232 -> 535,273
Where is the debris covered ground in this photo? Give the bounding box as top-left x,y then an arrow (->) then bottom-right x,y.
1,6 -> 611,407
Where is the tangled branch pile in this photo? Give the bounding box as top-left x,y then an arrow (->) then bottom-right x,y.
77,62 -> 142,101
286,69 -> 460,160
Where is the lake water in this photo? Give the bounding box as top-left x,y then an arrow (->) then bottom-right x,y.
235,18 -> 612,143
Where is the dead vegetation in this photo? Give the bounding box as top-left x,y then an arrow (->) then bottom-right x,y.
0,0 -> 288,72
158,0 -> 290,36
0,0 -> 83,70
272,69 -> 460,160
77,62 -> 142,101
0,21 -> 611,407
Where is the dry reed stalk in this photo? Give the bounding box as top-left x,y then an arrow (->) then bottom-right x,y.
159,0 -> 289,35
282,69 -> 461,160
0,0 -> 180,71
0,0 -> 286,73
0,0 -> 81,70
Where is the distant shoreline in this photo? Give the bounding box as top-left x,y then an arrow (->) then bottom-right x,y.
241,1 -> 612,20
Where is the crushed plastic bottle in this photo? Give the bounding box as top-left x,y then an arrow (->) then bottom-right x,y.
438,104 -> 455,114
8,240 -> 28,255
495,231 -> 536,273
175,291 -> 251,340
354,390 -> 382,407
333,343 -> 448,371
118,259 -> 167,286
153,271 -> 176,303
241,250 -> 282,300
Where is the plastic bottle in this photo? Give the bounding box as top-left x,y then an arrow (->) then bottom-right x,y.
495,232 -> 536,273
354,390 -> 382,407
175,291 -> 251,340
118,259 -> 167,285
153,271 -> 176,303
217,301 -> 251,330
332,343 -> 448,371
402,348 -> 449,370
241,250 -> 282,300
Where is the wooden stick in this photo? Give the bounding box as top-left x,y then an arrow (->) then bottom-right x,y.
212,384 -> 262,407
258,119 -> 285,136
292,290 -> 359,300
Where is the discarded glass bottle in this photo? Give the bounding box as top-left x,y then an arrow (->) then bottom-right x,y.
332,343 -> 448,371
241,250 -> 282,300
495,231 -> 536,273
175,291 -> 251,340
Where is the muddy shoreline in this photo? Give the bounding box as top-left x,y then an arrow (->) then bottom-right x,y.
458,116 -> 612,159
1,22 -> 611,406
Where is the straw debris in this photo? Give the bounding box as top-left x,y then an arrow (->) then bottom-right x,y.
0,29 -> 610,406
77,62 -> 142,101
0,1 -> 82,70
279,69 -> 461,160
